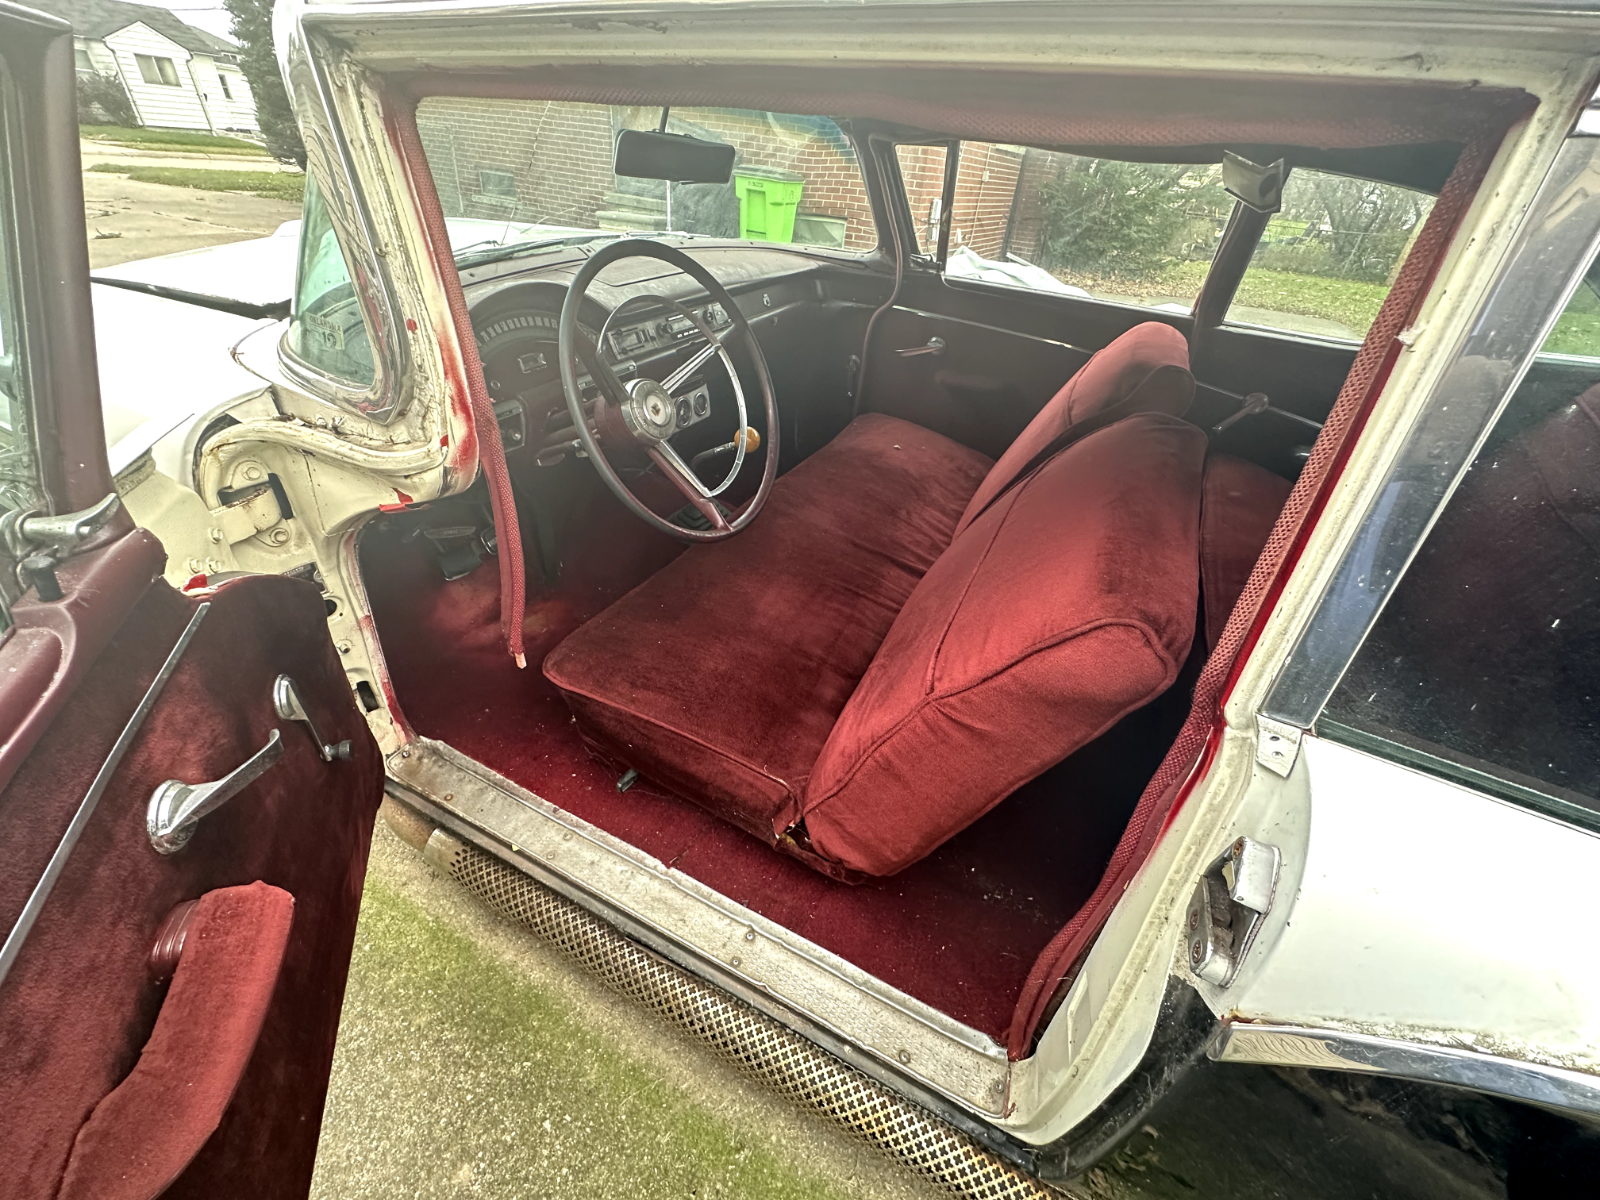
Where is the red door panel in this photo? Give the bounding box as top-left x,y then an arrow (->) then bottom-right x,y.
0,568 -> 384,1199
0,9 -> 385,1197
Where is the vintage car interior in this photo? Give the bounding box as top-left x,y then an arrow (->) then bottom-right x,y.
350,80 -> 1550,1053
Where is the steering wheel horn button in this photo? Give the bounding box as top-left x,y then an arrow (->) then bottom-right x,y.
622,377 -> 679,442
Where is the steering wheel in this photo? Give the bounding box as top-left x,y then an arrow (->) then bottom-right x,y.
557,239 -> 780,542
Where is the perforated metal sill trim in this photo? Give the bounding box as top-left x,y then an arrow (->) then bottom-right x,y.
427,830 -> 1063,1200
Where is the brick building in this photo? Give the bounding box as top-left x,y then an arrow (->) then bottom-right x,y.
416,99 -> 1064,262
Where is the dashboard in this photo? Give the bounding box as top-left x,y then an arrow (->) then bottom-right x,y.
471,283 -> 742,466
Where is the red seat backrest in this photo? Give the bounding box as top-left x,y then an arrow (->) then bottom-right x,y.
802,412 -> 1207,876
954,322 -> 1194,537
1199,454 -> 1291,651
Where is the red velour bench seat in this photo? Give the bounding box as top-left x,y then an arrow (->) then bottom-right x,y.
1199,454 -> 1292,651
544,413 -> 992,853
545,322 -> 1202,877
802,414 -> 1207,875
955,321 -> 1194,536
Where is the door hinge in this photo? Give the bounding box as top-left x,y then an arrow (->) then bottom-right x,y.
1185,836 -> 1281,988
1255,714 -> 1303,777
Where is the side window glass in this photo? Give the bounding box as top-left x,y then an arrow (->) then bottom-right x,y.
1226,169 -> 1435,342
939,146 -> 1228,308
0,70 -> 39,516
1323,250 -> 1600,826
285,176 -> 375,387
1539,268 -> 1600,358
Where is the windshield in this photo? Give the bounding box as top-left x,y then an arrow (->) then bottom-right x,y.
414,99 -> 875,256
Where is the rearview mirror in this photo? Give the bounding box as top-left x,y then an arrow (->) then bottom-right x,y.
614,129 -> 735,185
1223,151 -> 1286,214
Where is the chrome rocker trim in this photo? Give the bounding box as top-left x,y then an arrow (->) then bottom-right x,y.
1211,1021 -> 1600,1116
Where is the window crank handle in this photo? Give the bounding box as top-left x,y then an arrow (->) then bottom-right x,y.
273,674 -> 353,762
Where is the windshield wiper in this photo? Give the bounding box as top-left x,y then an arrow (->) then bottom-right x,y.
454,231 -> 618,269
89,276 -> 290,321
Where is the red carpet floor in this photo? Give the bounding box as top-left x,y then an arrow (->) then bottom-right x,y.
361,474 -> 1160,1043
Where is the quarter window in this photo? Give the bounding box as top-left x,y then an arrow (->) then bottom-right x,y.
0,69 -> 39,519
895,143 -> 948,255
1323,254 -> 1600,828
285,177 -> 375,387
1226,169 -> 1435,342
134,54 -> 181,88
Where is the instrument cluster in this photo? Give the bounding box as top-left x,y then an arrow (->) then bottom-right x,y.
474,297 -> 728,464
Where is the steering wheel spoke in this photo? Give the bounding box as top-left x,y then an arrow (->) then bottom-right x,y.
570,326 -> 632,409
662,333 -> 728,395
649,444 -> 730,531
558,239 -> 780,544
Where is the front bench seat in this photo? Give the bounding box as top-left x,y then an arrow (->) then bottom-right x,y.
545,322 -> 1200,877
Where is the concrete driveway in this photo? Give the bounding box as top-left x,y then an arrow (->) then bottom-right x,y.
311,817 -> 950,1200
82,167 -> 299,267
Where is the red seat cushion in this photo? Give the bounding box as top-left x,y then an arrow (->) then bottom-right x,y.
543,414 -> 992,850
1199,454 -> 1292,651
802,413 -> 1207,876
954,322 -> 1194,536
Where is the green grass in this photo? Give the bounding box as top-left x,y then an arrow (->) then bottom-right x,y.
80,123 -> 268,155
1231,269 -> 1388,336
88,162 -> 304,203
1162,259 -> 1387,336
311,877 -> 861,1199
1544,283 -> 1600,356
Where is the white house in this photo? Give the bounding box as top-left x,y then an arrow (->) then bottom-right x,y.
38,0 -> 259,134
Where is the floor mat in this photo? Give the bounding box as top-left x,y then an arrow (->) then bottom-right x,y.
361,476 -> 1162,1043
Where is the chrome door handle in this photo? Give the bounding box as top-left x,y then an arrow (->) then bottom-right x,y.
895,337 -> 945,357
273,674 -> 352,762
147,729 -> 284,855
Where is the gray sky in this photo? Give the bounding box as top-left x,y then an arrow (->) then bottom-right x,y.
144,1 -> 237,44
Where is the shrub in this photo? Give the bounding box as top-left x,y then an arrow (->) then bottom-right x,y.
1036,157 -> 1228,280
223,0 -> 306,168
76,72 -> 137,128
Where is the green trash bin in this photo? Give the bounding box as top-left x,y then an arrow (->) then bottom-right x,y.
733,167 -> 804,243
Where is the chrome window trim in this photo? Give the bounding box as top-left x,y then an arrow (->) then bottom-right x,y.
276,25 -> 411,423
1218,317 -> 1362,349
1262,126 -> 1600,729
1531,347 -> 1600,366
893,303 -> 1096,357
1212,1021 -> 1600,1116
